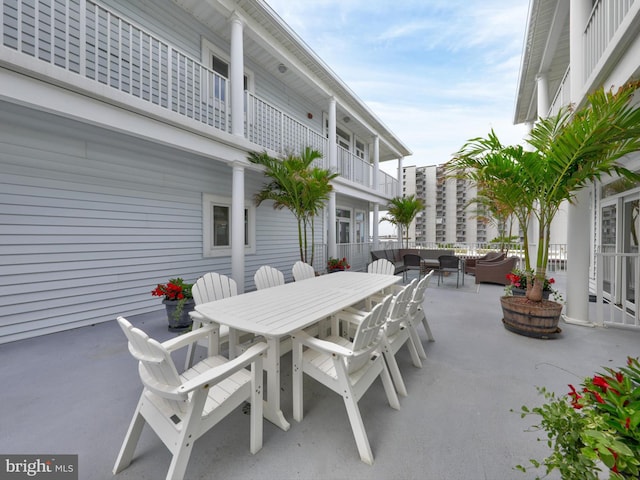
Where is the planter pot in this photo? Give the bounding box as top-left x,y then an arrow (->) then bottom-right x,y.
500,295 -> 562,339
512,288 -> 550,300
163,298 -> 195,332
327,268 -> 348,274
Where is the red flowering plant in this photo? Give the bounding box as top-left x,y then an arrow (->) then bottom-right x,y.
505,268 -> 562,302
516,356 -> 640,479
151,277 -> 193,322
327,257 -> 350,272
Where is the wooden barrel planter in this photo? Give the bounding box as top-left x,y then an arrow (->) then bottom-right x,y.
500,296 -> 562,339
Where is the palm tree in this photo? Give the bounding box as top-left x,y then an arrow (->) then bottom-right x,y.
381,195 -> 425,248
449,80 -> 640,302
248,147 -> 337,265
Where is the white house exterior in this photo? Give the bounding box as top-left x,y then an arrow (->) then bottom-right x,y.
0,0 -> 411,343
514,0 -> 640,326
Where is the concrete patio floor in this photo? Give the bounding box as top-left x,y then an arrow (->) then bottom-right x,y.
1,271 -> 638,479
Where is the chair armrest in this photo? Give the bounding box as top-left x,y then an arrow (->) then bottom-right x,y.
291,330 -> 353,357
178,342 -> 268,394
161,323 -> 217,352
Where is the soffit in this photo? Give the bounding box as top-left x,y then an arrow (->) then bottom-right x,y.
514,0 -> 570,125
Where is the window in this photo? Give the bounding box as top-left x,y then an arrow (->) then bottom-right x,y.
200,38 -> 254,97
355,210 -> 366,243
203,193 -> 255,257
336,208 -> 351,244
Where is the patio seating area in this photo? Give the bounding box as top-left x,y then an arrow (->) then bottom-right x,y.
1,271 -> 638,479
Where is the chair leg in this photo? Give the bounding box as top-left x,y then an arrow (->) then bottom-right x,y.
113,400 -> 146,474
382,341 -> 407,397
341,389 -> 375,465
406,333 -> 423,368
420,310 -> 435,342
379,362 -> 401,411
410,324 -> 428,359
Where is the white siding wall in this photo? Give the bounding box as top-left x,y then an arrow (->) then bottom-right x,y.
0,104 -> 302,343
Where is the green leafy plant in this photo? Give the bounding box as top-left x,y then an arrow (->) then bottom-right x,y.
380,195 -> 425,248
516,357 -> 640,479
249,147 -> 338,266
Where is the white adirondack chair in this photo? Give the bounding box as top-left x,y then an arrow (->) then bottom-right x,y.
292,261 -> 315,281
406,271 -> 435,360
254,265 -> 285,290
367,258 -> 396,276
186,272 -> 249,368
114,317 -> 268,480
343,280 -> 420,396
291,295 -> 400,465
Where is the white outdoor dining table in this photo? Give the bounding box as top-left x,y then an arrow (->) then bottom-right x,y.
195,271 -> 401,431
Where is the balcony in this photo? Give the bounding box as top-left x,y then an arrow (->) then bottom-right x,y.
584,0 -> 638,84
0,0 -> 398,196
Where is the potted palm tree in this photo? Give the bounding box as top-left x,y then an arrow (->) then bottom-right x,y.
248,147 -> 338,267
380,194 -> 425,248
448,81 -> 640,337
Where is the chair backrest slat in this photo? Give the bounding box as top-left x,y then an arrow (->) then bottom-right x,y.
192,272 -> 238,305
367,258 -> 395,275
292,261 -> 315,282
385,280 -> 417,336
254,266 -> 285,290
348,295 -> 392,374
117,317 -> 184,413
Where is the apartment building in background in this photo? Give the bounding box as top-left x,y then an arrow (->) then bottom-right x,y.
403,164 -> 502,245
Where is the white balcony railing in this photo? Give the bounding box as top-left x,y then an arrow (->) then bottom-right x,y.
1,0 -> 398,196
548,66 -> 571,117
584,0 -> 636,82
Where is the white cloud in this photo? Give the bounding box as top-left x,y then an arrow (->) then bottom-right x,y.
265,0 -> 530,167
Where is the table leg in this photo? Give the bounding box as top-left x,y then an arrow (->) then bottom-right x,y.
263,336 -> 290,431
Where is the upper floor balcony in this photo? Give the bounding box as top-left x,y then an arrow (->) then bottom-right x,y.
0,0 -> 402,198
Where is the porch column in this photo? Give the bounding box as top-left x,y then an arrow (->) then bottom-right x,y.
372,135 -> 380,191
570,0 -> 591,105
327,97 -> 337,260
230,13 -> 244,137
372,203 -> 379,250
564,184 -> 592,324
231,162 -> 245,293
563,0 -> 593,324
536,73 -> 550,119
397,156 -> 403,195
328,192 -> 337,259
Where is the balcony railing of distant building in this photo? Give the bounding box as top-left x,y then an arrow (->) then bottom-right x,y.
595,252 -> 640,330
584,0 -> 638,85
1,0 -> 398,196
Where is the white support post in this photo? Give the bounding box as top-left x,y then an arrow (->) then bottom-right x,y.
230,13 -> 244,137
231,162 -> 245,293
372,135 -> 380,192
372,203 -> 379,250
328,192 -> 337,260
564,188 -> 593,325
536,73 -> 549,119
327,97 -> 337,260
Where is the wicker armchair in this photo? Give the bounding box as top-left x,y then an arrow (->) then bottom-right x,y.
474,257 -> 519,285
465,252 -> 505,275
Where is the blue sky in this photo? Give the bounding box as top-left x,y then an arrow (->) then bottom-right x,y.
266,0 -> 531,172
